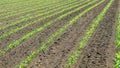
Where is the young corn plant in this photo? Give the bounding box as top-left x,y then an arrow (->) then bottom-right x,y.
0,0 -> 69,22
0,0 -> 95,55
0,0 -> 59,15
16,1 -> 102,68
0,0 -> 82,31
0,0 -> 46,12
115,6 -> 120,68
0,0 -> 76,19
66,0 -> 114,68
0,0 -> 89,39
2,0 -> 71,12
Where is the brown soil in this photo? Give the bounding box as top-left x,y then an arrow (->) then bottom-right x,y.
73,0 -> 119,68
0,0 -> 119,68
0,0 -> 91,50
0,1 -> 98,68
0,0 -> 81,35
26,1 -> 109,68
0,0 -> 78,24
0,0 -> 58,12
0,0 -> 69,27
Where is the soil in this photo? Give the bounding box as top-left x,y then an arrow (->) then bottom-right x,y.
0,0 -> 82,35
0,0 -> 91,51
0,1 -> 99,68
0,0 -> 78,25
0,0 -> 119,68
73,0 -> 119,68
26,0 -> 109,68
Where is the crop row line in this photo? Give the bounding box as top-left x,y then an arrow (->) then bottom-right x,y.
14,0 -> 99,68
0,0 -> 76,19
0,0 -> 88,39
0,0 -> 46,13
0,0 -> 81,31
0,0 -> 49,9
0,0 -> 25,5
2,0 -> 81,24
0,0 -> 67,18
0,0 -> 78,12
65,0 -> 114,68
115,2 -> 120,68
0,0 -> 93,55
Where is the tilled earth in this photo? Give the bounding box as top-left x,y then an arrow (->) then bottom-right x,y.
0,0 -> 119,68
27,0 -> 109,68
73,0 -> 119,68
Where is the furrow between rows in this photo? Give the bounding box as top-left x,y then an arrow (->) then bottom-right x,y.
0,0 -> 90,50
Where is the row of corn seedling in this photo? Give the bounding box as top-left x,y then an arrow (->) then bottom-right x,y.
0,2 -> 92,54
1,0 -> 78,12
0,0 -> 79,31
65,0 -> 114,68
14,0 -> 102,68
0,0 -> 49,11
0,0 -> 81,26
0,0 -> 88,39
0,0 -> 25,5
0,0 -> 66,16
115,2 -> 120,68
0,0 -> 95,55
0,0 -> 75,19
